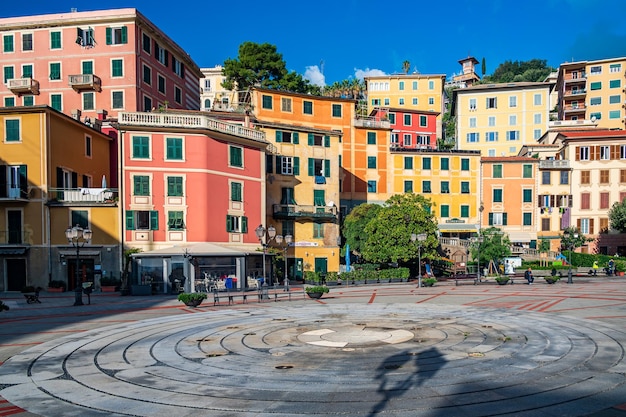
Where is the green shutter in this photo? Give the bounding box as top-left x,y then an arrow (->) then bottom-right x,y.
293,132 -> 299,144
276,156 -> 282,173
121,26 -> 128,44
242,216 -> 248,233
266,154 -> 273,174
226,215 -> 232,232
488,213 -> 494,225
19,165 -> 27,197
105,28 -> 112,45
293,157 -> 300,175
275,131 -> 282,142
150,211 -> 159,230
308,158 -> 314,176
503,213 -> 508,225
324,159 -> 330,178
126,211 -> 135,230
324,136 -> 330,147
308,133 -> 314,146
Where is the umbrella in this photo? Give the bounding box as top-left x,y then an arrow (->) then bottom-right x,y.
101,175 -> 107,188
345,243 -> 351,272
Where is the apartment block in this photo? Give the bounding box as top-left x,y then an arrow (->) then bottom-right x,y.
200,65 -> 235,111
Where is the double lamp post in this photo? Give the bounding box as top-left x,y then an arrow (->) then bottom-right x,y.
563,230 -> 578,284
411,233 -> 427,288
255,225 -> 292,287
65,225 -> 92,306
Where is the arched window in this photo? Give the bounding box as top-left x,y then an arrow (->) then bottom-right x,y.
204,99 -> 211,110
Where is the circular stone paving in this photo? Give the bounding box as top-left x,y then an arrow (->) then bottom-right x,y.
1,304 -> 626,417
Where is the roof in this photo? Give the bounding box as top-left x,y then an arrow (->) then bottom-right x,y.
455,81 -> 554,93
558,130 -> 626,139
481,156 -> 538,163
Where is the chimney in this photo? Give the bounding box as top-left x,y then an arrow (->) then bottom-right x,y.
96,109 -> 108,120
71,109 -> 81,120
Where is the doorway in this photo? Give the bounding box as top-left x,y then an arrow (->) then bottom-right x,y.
6,258 -> 26,291
8,210 -> 22,244
67,258 -> 94,290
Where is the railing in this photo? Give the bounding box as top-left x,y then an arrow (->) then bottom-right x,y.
7,78 -> 39,94
549,119 -> 596,128
353,117 -> 390,129
68,74 -> 102,92
563,104 -> 586,112
0,231 -> 30,245
118,112 -> 267,143
539,160 -> 570,169
48,188 -> 118,204
272,204 -> 337,220
564,88 -> 586,96
0,185 -> 28,200
565,73 -> 586,82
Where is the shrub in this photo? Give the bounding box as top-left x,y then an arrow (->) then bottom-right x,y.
177,292 -> 207,304
305,285 -> 329,294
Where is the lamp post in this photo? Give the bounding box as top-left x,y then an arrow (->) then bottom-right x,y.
411,233 -> 427,288
474,234 -> 483,282
564,230 -> 578,284
275,234 -> 293,288
65,224 -> 92,306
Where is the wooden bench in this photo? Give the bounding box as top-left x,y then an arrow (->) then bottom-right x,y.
212,289 -> 252,306
454,273 -> 480,286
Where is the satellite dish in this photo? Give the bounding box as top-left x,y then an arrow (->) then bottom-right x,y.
327,201 -> 335,207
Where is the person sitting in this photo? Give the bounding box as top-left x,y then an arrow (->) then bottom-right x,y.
524,268 -> 534,285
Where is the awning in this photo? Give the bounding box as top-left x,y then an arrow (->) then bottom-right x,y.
59,250 -> 101,256
506,231 -> 537,242
133,242 -> 262,258
0,247 -> 28,255
438,223 -> 479,233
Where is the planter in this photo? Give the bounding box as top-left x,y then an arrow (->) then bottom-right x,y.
184,299 -> 204,307
307,292 -> 324,299
47,287 -> 65,293
101,286 -> 118,292
422,282 -> 434,287
544,278 -> 559,284
496,279 -> 509,285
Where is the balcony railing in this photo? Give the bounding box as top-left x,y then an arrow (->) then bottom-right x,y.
0,185 -> 28,200
0,231 -> 30,245
273,204 -> 337,221
539,160 -> 570,169
7,78 -> 39,95
68,74 -> 102,92
48,188 -> 118,205
564,88 -> 586,97
118,112 -> 267,143
353,117 -> 390,129
563,104 -> 586,112
564,73 -> 586,82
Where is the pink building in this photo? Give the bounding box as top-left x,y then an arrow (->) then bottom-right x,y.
0,8 -> 201,119
372,108 -> 439,149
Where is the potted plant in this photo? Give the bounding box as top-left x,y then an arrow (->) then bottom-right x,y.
422,277 -> 437,287
544,275 -> 560,284
100,277 -> 121,292
177,292 -> 207,307
47,280 -> 66,292
495,276 -> 510,285
614,260 -> 626,276
305,285 -> 329,299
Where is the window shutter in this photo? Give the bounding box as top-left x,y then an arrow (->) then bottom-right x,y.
154,42 -> 159,58
575,147 -> 580,161
488,213 -> 494,225
71,172 -> 78,188
324,159 -> 330,178
308,158 -> 314,176
19,165 -> 27,197
589,219 -> 594,234
121,26 -> 128,44
226,215 -> 232,232
125,211 -> 135,230
181,64 -> 184,78
293,132 -> 299,144
0,166 -> 6,198
242,216 -> 248,233
82,175 -> 89,188
308,133 -> 314,146
56,167 -> 63,188
105,28 -> 112,45
275,131 -> 282,142
293,157 -> 300,175
164,50 -> 169,66
577,219 -> 581,230
150,211 -> 159,230
324,136 -> 330,147
503,213 -> 508,225
266,154 -> 273,174
276,156 -> 282,173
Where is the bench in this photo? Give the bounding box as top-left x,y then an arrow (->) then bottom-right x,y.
454,273 -> 480,286
212,289 -> 252,306
23,290 -> 41,304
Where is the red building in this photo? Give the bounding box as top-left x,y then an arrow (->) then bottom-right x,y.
372,108 -> 439,150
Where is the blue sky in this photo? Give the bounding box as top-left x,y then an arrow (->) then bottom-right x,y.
3,0 -> 626,85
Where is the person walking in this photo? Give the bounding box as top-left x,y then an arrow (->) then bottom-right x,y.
593,260 -> 599,276
524,267 -> 534,285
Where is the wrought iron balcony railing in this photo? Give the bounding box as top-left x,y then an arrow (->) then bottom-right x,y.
273,204 -> 337,221
48,188 -> 118,205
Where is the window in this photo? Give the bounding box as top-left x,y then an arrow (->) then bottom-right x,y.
461,182 -> 470,194
509,96 -> 517,107
111,59 -> 123,77
3,34 -> 14,52
230,181 -> 242,202
469,117 -> 476,128
371,98 -> 380,106
49,62 -> 61,80
523,164 -> 532,178
590,66 -> 602,75
600,146 -> 610,160
486,97 -> 497,108
262,95 -> 272,109
403,114 -> 411,126
132,136 -> 150,159
422,157 -> 431,170
489,212 -> 507,226
229,146 -> 243,167
461,205 -> 469,218
158,75 -> 166,94
307,133 -> 329,147
21,33 -> 32,51
168,176 -> 183,196
412,98 -> 418,105
226,215 -> 248,233
367,132 -> 376,145
81,61 -> 93,75
367,180 -> 377,193
534,113 -> 542,124
143,96 -> 152,112
579,218 -> 591,234
590,81 -> 602,90
428,97 -> 435,105
280,156 -> 299,175
174,86 -> 181,104
166,138 -> 183,160
507,131 -> 519,141
23,95 -> 34,106
303,100 -> 313,114
282,221 -> 295,237
600,170 -> 609,184
403,134 -> 412,146
610,63 -> 621,73
441,181 -> 450,193
76,27 -> 95,47
493,189 -> 503,203
85,135 -> 92,157
313,222 -> 324,238
83,92 -> 95,110
155,43 -> 168,65
441,205 -> 450,218
560,171 -> 569,185
469,98 -> 476,110
467,132 -> 479,143
600,192 -> 610,209
441,158 -> 449,170
281,97 -> 292,112
384,98 -> 390,106
367,156 -> 377,169
419,115 -> 427,127
422,180 -> 431,193
168,211 -> 184,230
5,119 -> 20,142
412,81 -> 418,90
142,33 -> 151,53
50,31 -> 61,49
112,91 -> 124,109
399,98 -> 405,105
172,58 -> 183,78
542,218 -> 551,232
461,159 -> 470,171
581,171 -> 590,184
417,135 -> 430,146
404,181 -> 413,193
488,116 -> 496,127
590,97 -> 601,106
391,133 -> 399,145
4,97 -> 14,107
276,131 -> 299,144
280,187 -> 296,205
388,113 -> 395,124
22,64 -> 32,78
523,213 -> 532,226
50,94 -> 62,111
133,176 -> 150,196
332,104 -> 342,117
581,192 -> 590,209
523,189 -> 532,203
609,110 -> 621,119
398,81 -> 404,90
579,147 -> 590,161
622,145 -> 626,160
427,80 -> 434,90
493,164 -> 503,178
589,112 -> 602,121
399,156 -> 412,171
610,79 -> 621,88
534,94 -> 542,105
142,65 -> 151,84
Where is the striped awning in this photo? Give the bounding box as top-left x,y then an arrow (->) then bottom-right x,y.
438,223 -> 479,233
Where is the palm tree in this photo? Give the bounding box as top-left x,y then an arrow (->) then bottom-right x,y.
402,60 -> 411,74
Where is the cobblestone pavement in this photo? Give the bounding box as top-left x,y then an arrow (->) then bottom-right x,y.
1,276 -> 625,416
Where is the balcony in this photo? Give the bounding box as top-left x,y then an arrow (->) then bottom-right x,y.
273,204 -> 337,221
7,78 -> 39,96
353,117 -> 390,129
68,74 -> 101,92
563,104 -> 586,113
539,159 -> 570,169
563,88 -> 586,97
47,188 -> 118,206
564,73 -> 586,83
0,185 -> 29,201
118,112 -> 267,143
0,230 -> 30,246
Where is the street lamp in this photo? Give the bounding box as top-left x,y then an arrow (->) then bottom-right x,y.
275,234 -> 293,288
255,224 -> 278,286
474,234 -> 484,282
65,224 -> 92,306
563,230 -> 578,284
411,233 -> 427,288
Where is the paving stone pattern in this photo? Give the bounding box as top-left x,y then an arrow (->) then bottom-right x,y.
1,300 -> 626,416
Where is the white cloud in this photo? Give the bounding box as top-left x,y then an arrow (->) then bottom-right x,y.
354,68 -> 387,80
304,65 -> 326,87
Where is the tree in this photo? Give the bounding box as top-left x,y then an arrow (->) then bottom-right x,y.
608,199 -> 626,233
360,194 -> 439,264
469,227 -> 511,268
342,203 -> 382,257
121,247 -> 142,292
560,226 -> 593,253
481,57 -> 486,77
481,59 -> 555,83
402,60 -> 411,74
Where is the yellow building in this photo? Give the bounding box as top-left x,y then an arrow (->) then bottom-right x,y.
0,106 -> 118,291
556,57 -> 626,129
365,74 -> 446,139
390,149 -> 482,237
453,82 -> 554,156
